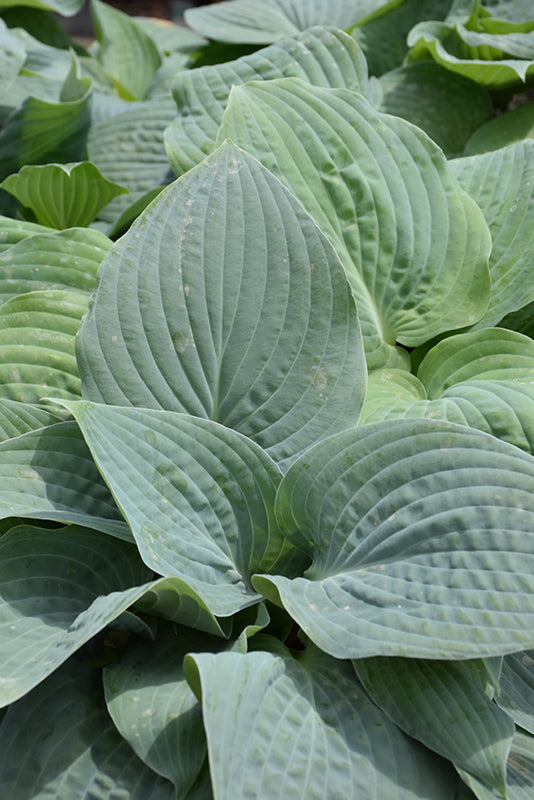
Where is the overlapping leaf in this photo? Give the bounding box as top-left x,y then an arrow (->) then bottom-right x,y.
0,523 -> 155,706
255,419 -> 534,660
0,398 -> 62,441
376,61 -> 492,156
450,141 -> 534,327
0,658 -> 175,799
91,0 -> 161,101
218,78 -> 491,368
76,141 -> 364,465
1,162 -> 127,229
354,656 -> 514,798
362,329 -> 534,454
0,420 -> 129,538
465,103 -> 534,155
0,290 -> 86,404
164,26 -> 369,176
0,214 -> 49,254
0,226 -> 111,303
497,650 -> 534,734
185,642 -> 458,799
59,400 -> 307,617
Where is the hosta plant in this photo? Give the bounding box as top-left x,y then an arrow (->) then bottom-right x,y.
0,0 -> 533,798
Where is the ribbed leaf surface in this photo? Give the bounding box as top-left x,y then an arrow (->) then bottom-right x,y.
255,419 -> 534,659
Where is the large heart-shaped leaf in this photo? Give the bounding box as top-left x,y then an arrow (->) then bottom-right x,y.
0,290 -> 87,404
164,26 -> 369,176
354,656 -> 514,798
185,641 -> 458,799
0,523 -> 153,706
184,0 -> 394,44
0,658 -> 174,799
450,142 -> 534,327
0,420 -> 129,539
59,400 -> 307,617
1,161 -> 127,229
76,141 -> 365,465
218,78 -> 491,368
0,227 -> 111,304
255,419 -> 534,659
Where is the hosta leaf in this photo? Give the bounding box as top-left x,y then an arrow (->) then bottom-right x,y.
184,0 -> 394,44
255,419 -> 534,660
0,398 -> 62,441
1,162 -> 127,229
464,103 -> 534,155
0,53 -> 91,180
164,26 -> 369,176
91,0 -> 161,101
0,659 -> 174,799
0,420 -> 129,539
76,141 -> 365,465
351,0 -> 453,76
0,523 -> 153,706
362,330 -> 534,453
0,0 -> 84,13
417,329 -> 534,397
354,656 -> 514,797
0,290 -> 87,404
450,142 -> 534,327
0,226 -> 111,304
86,96 -> 176,224
376,61 -> 492,156
104,623 -> 220,796
185,642 -> 458,800
497,650 -> 534,734
0,23 -> 26,99
58,400 -> 307,617
218,78 -> 491,369
0,214 -> 49,254
507,730 -> 534,799
407,20 -> 534,89
136,16 -> 207,57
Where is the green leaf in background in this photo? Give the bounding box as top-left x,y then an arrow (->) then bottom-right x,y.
0,658 -> 175,799
464,102 -> 534,155
376,61 -> 492,156
164,26 -> 370,176
0,52 -> 91,180
0,523 -> 152,707
104,623 -> 219,797
184,0 -> 395,44
0,21 -> 26,102
135,15 -> 207,57
450,141 -> 534,327
0,289 -> 87,403
59,400 -> 307,617
0,398 -> 62,441
0,420 -> 130,539
1,162 -> 128,229
0,226 -> 111,303
185,642 -> 458,800
406,19 -> 534,89
0,214 -> 49,253
362,328 -> 534,454
86,96 -> 176,225
0,0 -> 84,14
497,650 -> 534,734
91,0 -> 161,101
500,301 -> 534,340
218,78 -> 491,368
255,419 -> 534,660
354,656 -> 514,798
351,0 -> 453,76
77,141 -> 365,465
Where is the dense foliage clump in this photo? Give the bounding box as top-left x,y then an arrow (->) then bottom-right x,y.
0,0 -> 533,797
